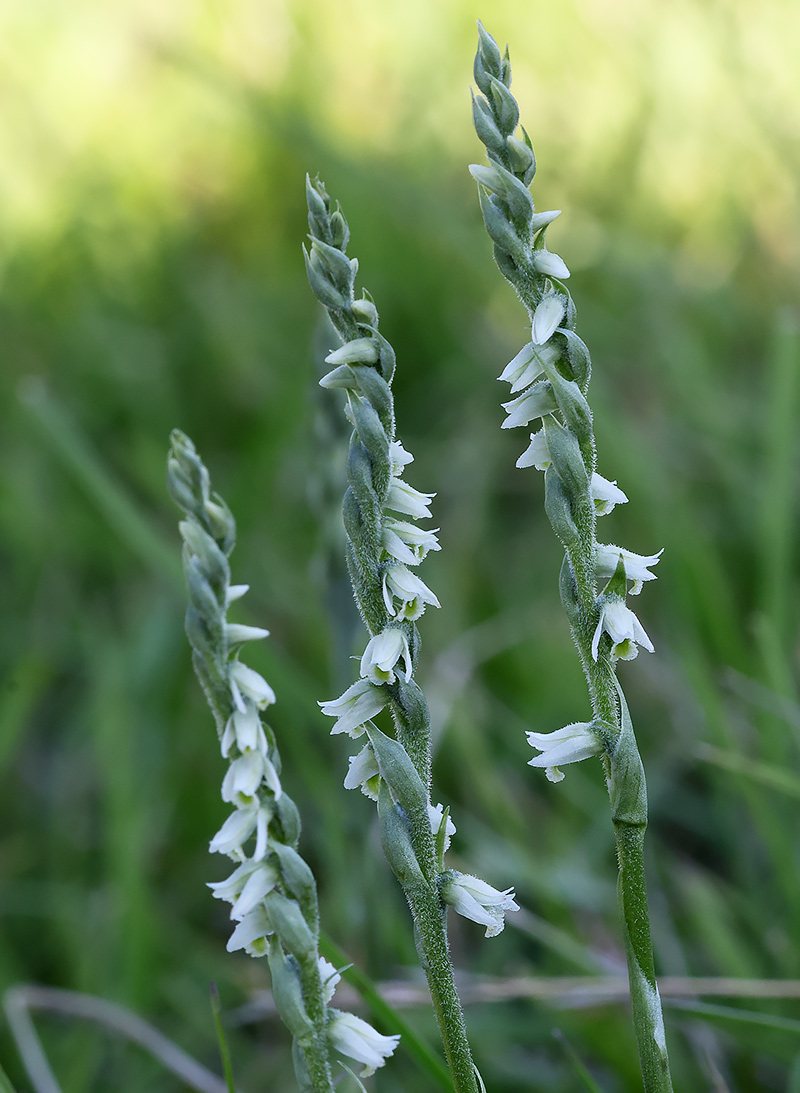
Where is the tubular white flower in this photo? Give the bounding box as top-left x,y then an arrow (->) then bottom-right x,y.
428,803 -> 456,854
319,957 -> 342,1005
381,564 -> 441,621
498,342 -> 558,393
226,584 -> 250,605
209,804 -> 257,856
596,544 -> 663,594
531,249 -> 570,279
225,623 -> 270,644
527,722 -> 603,783
226,905 -> 273,956
382,518 -> 440,565
501,382 -> 558,430
385,478 -> 435,520
209,802 -> 271,858
229,861 -> 280,920
221,705 -> 268,758
592,598 -> 654,662
324,337 -> 379,366
441,872 -> 519,938
318,678 -> 388,738
531,295 -> 565,345
343,743 -> 381,799
516,427 -> 552,470
221,750 -> 267,802
591,474 -> 629,516
360,628 -> 412,684
328,1011 -> 401,1077
388,440 -> 414,475
229,661 -> 276,712
207,860 -> 258,904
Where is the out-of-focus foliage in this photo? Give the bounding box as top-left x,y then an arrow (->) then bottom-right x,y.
1,1 -> 799,1091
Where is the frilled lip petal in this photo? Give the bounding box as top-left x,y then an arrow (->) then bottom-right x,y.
596,544 -> 663,593
442,872 -> 519,938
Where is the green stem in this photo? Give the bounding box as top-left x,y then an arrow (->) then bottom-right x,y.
614,823 -> 673,1092
406,884 -> 478,1093
391,691 -> 478,1093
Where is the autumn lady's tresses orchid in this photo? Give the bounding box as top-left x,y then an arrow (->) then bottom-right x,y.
592,597 -> 654,662
360,628 -> 412,684
307,174 -> 512,1092
327,1012 -> 401,1078
526,722 -> 604,782
531,294 -> 565,344
169,430 -> 384,1092
471,23 -> 673,1088
318,678 -> 388,738
441,871 -> 519,938
596,544 -> 663,593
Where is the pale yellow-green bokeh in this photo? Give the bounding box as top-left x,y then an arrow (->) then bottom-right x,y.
1,0 -> 798,277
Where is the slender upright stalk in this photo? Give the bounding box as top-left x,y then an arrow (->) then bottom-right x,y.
469,23 -> 673,1091
306,175 -> 517,1093
168,431 -> 401,1090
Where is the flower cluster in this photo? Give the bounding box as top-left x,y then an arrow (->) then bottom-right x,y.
308,176 -> 517,944
168,429 -> 399,1088
469,22 -> 662,782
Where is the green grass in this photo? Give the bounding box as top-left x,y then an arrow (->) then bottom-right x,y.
1,2 -> 799,1090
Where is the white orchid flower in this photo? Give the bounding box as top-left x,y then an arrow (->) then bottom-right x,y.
531,295 -> 565,344
360,628 -> 412,684
592,598 -> 654,661
596,545 -> 663,594
328,1011 -> 401,1077
318,678 -> 388,738
526,722 -> 603,783
441,872 -> 519,938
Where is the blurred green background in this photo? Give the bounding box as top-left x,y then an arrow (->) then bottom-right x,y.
2,0 -> 799,1089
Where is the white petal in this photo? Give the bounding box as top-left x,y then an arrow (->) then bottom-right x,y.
209,807 -> 258,856
532,249 -> 570,279
501,383 -> 558,429
230,862 -> 279,920
591,474 -> 629,515
318,679 -> 388,738
229,662 -> 276,709
226,906 -> 273,955
328,1012 -> 400,1077
385,478 -> 434,519
225,624 -> 270,644
531,296 -> 565,345
319,958 -> 341,1005
388,440 -> 414,474
516,428 -> 551,470
226,584 -> 250,604
324,338 -> 378,366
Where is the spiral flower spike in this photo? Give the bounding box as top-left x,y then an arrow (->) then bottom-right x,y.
167,430 -> 399,1090
305,176 -> 516,1093
470,23 -> 673,1093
